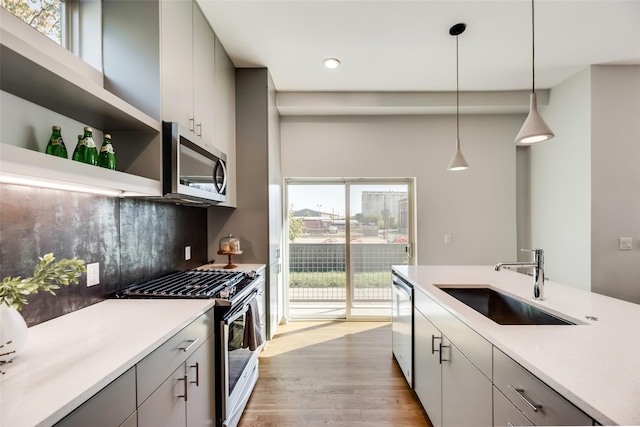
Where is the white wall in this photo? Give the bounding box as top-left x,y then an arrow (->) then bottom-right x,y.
590,65 -> 640,303
529,68 -> 592,290
280,114 -> 523,265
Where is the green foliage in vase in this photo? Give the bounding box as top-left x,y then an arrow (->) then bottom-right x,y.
0,253 -> 86,310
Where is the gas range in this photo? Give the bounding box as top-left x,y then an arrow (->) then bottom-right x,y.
115,268 -> 259,307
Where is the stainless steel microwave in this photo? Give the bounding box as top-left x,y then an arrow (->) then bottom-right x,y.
162,121 -> 227,205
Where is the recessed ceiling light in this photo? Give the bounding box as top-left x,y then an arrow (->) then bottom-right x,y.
323,58 -> 340,69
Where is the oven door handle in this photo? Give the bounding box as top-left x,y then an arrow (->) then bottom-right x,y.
224,290 -> 258,324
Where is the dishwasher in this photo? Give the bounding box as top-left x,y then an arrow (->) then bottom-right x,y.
392,271 -> 413,387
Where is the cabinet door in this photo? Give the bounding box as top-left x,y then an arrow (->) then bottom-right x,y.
161,0 -> 194,128
186,337 -> 215,427
55,368 -> 136,427
138,364 -> 187,427
441,338 -> 492,427
413,308 -> 442,427
494,386 -> 534,427
192,3 -> 216,143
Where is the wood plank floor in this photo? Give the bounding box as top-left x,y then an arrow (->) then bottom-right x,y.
238,321 -> 432,427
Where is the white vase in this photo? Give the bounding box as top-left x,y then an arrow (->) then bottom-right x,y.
0,303 -> 28,363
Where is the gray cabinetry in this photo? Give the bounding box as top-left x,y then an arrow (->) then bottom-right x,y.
210,68 -> 282,340
493,347 -> 592,426
138,364 -> 187,427
493,386 -> 534,427
160,0 -> 216,144
186,337 -> 216,427
413,308 -> 442,427
413,288 -> 492,427
54,367 -> 136,427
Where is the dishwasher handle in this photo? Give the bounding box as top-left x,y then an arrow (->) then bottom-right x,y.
392,276 -> 413,299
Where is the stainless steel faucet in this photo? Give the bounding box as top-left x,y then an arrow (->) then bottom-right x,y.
494,249 -> 545,300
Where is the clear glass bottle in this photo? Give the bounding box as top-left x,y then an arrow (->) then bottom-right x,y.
72,134 -> 84,162
98,133 -> 116,170
82,127 -> 98,166
45,125 -> 68,158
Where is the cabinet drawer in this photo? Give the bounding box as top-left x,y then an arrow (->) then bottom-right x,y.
494,386 -> 534,427
137,308 -> 214,404
493,347 -> 592,426
414,289 -> 492,379
55,367 -> 136,427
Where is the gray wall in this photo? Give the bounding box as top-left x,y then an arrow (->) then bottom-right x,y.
0,183 -> 208,326
280,114 -> 523,265
590,65 -> 640,303
530,64 -> 640,303
530,67 -> 592,290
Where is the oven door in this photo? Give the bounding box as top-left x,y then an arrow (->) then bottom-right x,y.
220,292 -> 261,427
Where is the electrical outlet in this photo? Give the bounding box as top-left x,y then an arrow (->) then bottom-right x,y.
619,237 -> 633,250
185,246 -> 191,260
444,234 -> 452,245
87,262 -> 99,287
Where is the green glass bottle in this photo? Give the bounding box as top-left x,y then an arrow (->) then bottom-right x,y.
45,126 -> 68,158
98,133 -> 116,170
81,127 -> 98,166
72,134 -> 85,162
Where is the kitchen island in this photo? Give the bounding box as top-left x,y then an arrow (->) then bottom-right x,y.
0,299 -> 215,427
393,265 -> 640,426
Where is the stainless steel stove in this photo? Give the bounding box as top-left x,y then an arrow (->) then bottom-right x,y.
116,267 -> 264,427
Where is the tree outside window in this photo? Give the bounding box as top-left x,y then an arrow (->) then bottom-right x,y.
2,0 -> 62,45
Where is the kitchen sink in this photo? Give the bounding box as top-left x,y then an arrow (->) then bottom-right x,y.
436,286 -> 575,325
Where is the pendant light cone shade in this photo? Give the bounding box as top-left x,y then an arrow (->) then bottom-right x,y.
447,23 -> 469,171
516,0 -> 555,144
515,93 -> 555,144
447,138 -> 470,171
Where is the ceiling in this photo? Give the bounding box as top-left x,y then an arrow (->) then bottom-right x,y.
197,0 -> 640,94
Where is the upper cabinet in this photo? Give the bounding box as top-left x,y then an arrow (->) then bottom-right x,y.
1,1 -> 236,203
160,0 -> 216,145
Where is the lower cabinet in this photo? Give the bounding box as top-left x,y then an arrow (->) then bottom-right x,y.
413,303 -> 492,427
56,308 -> 215,427
493,347 -> 593,426
413,309 -> 442,427
493,386 -> 534,427
55,367 -> 137,427
138,337 -> 215,427
413,287 -> 596,427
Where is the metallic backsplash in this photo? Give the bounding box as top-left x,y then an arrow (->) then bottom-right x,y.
0,183 -> 208,326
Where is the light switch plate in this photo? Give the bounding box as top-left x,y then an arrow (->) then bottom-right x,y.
185,246 -> 191,260
444,234 -> 452,245
619,237 -> 633,250
87,262 -> 99,286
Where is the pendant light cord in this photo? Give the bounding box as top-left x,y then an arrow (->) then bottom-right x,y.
456,33 -> 460,141
531,0 -> 536,94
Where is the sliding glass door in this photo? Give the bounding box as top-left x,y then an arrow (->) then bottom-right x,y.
286,179 -> 414,320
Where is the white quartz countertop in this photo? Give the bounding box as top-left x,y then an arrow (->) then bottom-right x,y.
0,299 -> 215,427
393,265 -> 640,426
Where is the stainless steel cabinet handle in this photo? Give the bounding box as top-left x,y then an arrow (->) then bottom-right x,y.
190,362 -> 200,386
189,118 -> 194,132
178,374 -> 188,401
508,385 -> 541,412
431,335 -> 442,354
439,343 -> 450,364
196,122 -> 202,136
180,338 -> 200,352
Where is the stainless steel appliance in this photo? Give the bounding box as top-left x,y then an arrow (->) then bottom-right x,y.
162,121 -> 228,205
392,271 -> 413,386
117,268 -> 264,427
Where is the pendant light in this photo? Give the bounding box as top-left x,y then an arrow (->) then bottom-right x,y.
515,0 -> 555,144
447,23 -> 470,171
